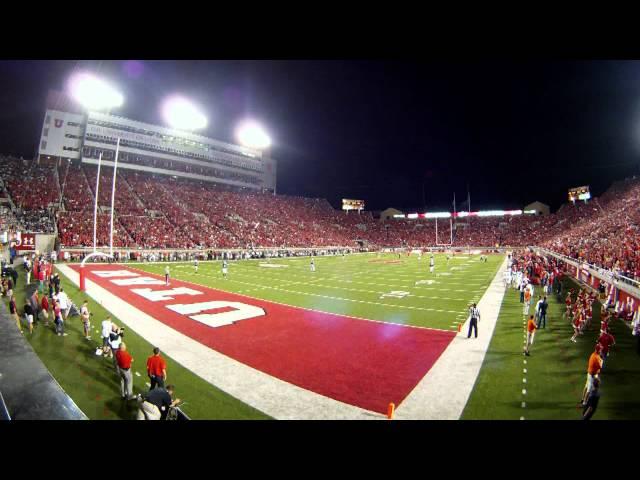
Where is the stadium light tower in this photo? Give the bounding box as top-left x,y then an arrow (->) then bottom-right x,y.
235,120 -> 271,149
161,96 -> 208,131
68,73 -> 124,279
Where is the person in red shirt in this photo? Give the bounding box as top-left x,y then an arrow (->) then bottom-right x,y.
565,292 -> 573,319
524,315 -> 537,356
115,342 -> 135,400
38,267 -> 46,294
40,294 -> 50,326
597,331 -> 616,369
146,347 -> 167,390
570,310 -> 583,343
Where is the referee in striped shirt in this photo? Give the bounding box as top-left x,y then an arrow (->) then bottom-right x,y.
468,303 -> 480,338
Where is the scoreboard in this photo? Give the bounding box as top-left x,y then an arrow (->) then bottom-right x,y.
568,185 -> 591,202
342,199 -> 365,211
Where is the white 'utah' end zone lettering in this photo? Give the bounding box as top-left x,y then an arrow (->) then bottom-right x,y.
132,287 -> 203,302
93,270 -> 140,278
167,301 -> 266,328
111,276 -> 165,286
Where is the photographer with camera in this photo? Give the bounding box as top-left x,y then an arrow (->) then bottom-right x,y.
136,384 -> 181,420
108,324 -> 125,373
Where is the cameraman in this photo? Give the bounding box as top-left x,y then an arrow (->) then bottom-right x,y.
109,324 -> 125,373
137,385 -> 181,420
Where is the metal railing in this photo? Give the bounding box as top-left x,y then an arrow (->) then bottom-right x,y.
534,246 -> 640,298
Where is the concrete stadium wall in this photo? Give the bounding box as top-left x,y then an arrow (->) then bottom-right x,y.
36,234 -> 56,254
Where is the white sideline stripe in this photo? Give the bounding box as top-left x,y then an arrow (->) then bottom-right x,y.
56,264 -> 384,420
394,255 -> 509,420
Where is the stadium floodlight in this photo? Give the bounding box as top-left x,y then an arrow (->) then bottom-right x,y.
68,72 -> 124,111
235,120 -> 271,149
161,96 -> 207,131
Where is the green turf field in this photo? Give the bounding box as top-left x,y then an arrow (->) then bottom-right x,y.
135,252 -> 503,331
462,279 -> 640,420
8,252 -> 639,420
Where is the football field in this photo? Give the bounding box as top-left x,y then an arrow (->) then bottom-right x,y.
136,252 -> 503,331
14,251 -> 640,419
46,252 -> 504,419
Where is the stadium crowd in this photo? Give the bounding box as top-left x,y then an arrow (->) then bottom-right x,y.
1,156 -> 640,285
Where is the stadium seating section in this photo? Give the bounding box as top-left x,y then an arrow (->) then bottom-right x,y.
1,155 -> 639,280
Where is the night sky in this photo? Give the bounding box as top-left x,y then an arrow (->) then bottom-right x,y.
1,60 -> 640,213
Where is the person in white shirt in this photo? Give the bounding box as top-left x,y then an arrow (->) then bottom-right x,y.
80,300 -> 91,340
194,258 -> 199,273
165,266 -> 170,286
430,255 -> 435,274
101,317 -> 113,356
50,250 -> 57,263
56,288 -> 70,320
310,258 -> 316,272
504,269 -> 512,289
24,257 -> 31,284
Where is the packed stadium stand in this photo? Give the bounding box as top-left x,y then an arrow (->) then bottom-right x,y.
2,155 -> 640,280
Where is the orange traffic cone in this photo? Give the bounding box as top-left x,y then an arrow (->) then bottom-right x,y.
457,323 -> 462,332
387,402 -> 395,419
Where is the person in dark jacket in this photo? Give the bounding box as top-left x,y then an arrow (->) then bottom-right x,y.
582,378 -> 601,420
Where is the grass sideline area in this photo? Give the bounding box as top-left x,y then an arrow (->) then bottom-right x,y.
462,278 -> 640,420
5,263 -> 269,420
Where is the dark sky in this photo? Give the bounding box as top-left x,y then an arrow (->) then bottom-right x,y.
1,60 -> 640,213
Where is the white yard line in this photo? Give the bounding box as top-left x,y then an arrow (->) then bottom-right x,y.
56,264 -> 383,420
394,255 -> 509,420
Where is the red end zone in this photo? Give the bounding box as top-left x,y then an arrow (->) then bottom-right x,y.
72,264 -> 455,414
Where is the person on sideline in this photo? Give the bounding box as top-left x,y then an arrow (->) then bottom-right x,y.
115,343 -> 135,400
524,314 -> 537,356
467,303 -> 480,339
40,293 -> 50,326
165,265 -> 170,286
24,300 -> 34,335
10,295 -> 21,334
581,347 -> 603,406
536,296 -> 549,329
136,385 -> 181,420
80,300 -> 91,340
582,378 -> 601,420
147,347 -> 168,390
101,316 -> 113,356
